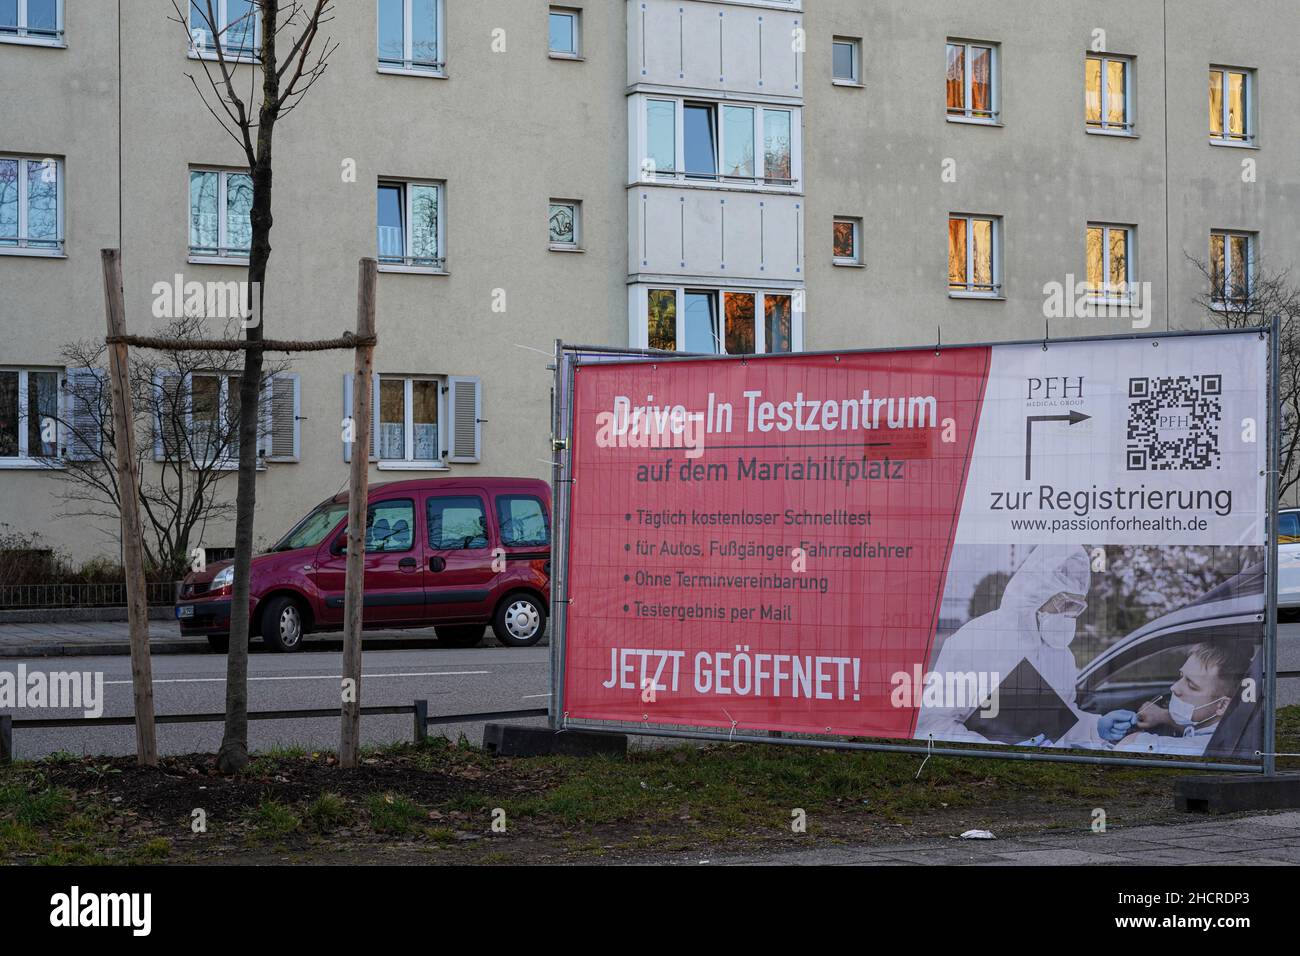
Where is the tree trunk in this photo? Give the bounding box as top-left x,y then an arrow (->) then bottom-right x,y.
217,0 -> 279,774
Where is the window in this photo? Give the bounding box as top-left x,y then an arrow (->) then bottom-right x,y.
1086,223 -> 1134,300
642,97 -> 797,188
1210,231 -> 1255,306
1279,511 -> 1300,545
1085,54 -> 1133,133
189,372 -> 240,465
428,496 -> 489,551
549,200 -> 580,249
948,215 -> 1000,296
363,499 -> 415,553
0,0 -> 61,45
0,156 -> 62,255
832,37 -> 860,84
645,288 -> 798,354
496,495 -> 549,547
0,368 -> 60,463
377,0 -> 443,75
377,180 -> 444,271
1209,67 -> 1254,145
154,371 -> 297,465
833,218 -> 861,265
947,41 -> 998,122
379,375 -> 442,465
548,7 -> 580,58
189,168 -> 252,262
187,0 -> 258,60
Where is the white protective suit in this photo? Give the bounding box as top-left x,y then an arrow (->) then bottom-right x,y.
916,544 -> 1099,745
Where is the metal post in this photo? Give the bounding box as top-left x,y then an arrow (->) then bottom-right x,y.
101,249 -> 157,767
1264,316 -> 1281,776
340,258 -> 377,769
549,339 -> 563,728
413,699 -> 428,744
0,714 -> 12,765
551,348 -> 578,728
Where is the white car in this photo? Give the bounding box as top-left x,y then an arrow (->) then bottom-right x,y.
1278,508 -> 1300,611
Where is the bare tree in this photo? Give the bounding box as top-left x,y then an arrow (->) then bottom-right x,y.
46,315 -> 286,579
171,0 -> 336,772
1189,253 -> 1300,499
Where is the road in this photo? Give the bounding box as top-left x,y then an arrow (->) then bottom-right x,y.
2,623 -> 1298,761
1,645 -> 550,760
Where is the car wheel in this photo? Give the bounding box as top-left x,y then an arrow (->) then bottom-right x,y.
435,624 -> 486,648
261,596 -> 306,653
207,634 -> 229,653
492,593 -> 546,648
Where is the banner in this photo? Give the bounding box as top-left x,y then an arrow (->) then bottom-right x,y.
559,331 -> 1269,762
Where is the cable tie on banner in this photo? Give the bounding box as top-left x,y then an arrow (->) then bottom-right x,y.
723,709 -> 738,741
934,325 -> 942,356
1257,750 -> 1300,758
556,711 -> 570,734
1042,319 -> 1050,352
916,736 -> 935,780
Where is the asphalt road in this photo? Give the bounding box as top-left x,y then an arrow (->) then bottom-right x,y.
3,623 -> 1298,761
1,645 -> 550,760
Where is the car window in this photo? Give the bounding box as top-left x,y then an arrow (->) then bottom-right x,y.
1279,512 -> 1300,544
364,499 -> 415,553
274,503 -> 348,551
496,494 -> 549,547
427,495 -> 489,550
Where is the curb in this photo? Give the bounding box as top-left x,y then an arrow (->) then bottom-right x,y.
0,636 -> 551,658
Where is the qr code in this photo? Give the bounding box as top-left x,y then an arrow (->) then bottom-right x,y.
1126,375 -> 1222,471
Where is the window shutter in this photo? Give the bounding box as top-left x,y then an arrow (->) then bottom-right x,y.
64,368 -> 105,461
154,371 -> 186,462
342,373 -> 380,462
447,375 -> 482,463
263,374 -> 300,462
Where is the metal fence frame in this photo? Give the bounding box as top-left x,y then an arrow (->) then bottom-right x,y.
549,325 -> 1282,776
0,704 -> 547,764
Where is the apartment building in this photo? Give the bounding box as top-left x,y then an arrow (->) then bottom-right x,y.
2,0 -> 1298,561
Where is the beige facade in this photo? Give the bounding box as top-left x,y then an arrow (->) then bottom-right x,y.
2,0 -> 1297,562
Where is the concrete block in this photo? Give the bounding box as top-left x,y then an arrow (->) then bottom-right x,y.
483,722 -> 627,758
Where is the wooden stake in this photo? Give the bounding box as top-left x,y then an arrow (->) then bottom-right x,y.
101,249 -> 157,766
339,258 -> 377,768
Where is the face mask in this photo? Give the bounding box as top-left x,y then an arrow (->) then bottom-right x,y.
1167,692 -> 1229,728
1036,612 -> 1076,649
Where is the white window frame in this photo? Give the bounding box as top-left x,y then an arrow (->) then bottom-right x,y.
188,167 -> 251,265
1209,66 -> 1256,146
634,286 -> 805,355
377,0 -> 446,77
946,40 -> 1000,124
549,199 -> 581,251
832,37 -> 861,86
833,217 -> 862,266
186,371 -> 242,470
0,155 -> 64,257
548,6 -> 581,59
948,214 -> 1002,298
377,179 -> 446,274
0,366 -> 64,468
376,374 -> 447,471
1086,222 -> 1136,303
1210,230 -> 1256,308
0,0 -> 64,47
634,95 -> 802,192
1085,53 -> 1135,135
187,0 -> 261,63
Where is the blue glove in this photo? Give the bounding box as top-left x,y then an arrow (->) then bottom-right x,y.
1097,710 -> 1137,742
1016,733 -> 1050,747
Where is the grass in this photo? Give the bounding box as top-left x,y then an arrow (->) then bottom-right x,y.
365,792 -> 426,835
245,799 -> 302,841
304,792 -> 352,832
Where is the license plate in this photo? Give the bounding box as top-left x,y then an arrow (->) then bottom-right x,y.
176,605 -> 195,619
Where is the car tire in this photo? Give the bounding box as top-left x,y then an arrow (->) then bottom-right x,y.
260,595 -> 306,653
435,624 -> 486,648
492,593 -> 546,648
207,634 -> 229,653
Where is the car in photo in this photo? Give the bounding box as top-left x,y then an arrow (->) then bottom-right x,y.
175,477 -> 551,652
1074,562 -> 1264,760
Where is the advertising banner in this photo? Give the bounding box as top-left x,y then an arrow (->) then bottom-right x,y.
559,331 -> 1270,763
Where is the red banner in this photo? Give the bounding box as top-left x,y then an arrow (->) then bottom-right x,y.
562,347 -> 991,737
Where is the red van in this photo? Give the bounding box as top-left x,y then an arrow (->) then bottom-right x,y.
175,477 -> 551,652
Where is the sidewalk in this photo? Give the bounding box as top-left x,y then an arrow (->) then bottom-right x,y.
0,619 -> 550,657
703,811 -> 1300,865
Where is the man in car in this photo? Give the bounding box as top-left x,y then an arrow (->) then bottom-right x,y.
1100,643 -> 1254,756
